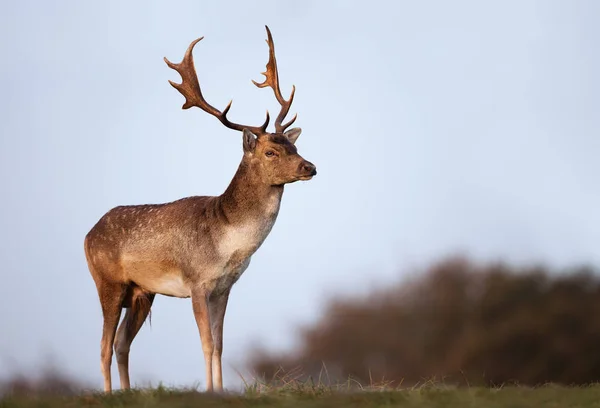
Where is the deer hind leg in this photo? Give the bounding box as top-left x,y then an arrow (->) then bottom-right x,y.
97,280 -> 127,393
114,286 -> 154,390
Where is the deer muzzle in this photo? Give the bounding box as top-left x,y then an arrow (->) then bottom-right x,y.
298,160 -> 317,179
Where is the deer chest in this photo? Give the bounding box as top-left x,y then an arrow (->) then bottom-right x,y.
209,217 -> 275,292
218,212 -> 278,258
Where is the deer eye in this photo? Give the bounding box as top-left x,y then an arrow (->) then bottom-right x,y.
265,150 -> 276,157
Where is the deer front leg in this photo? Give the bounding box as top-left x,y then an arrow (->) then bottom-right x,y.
191,287 -> 214,392
209,291 -> 230,392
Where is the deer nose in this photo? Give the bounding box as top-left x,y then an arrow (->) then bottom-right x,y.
300,160 -> 317,176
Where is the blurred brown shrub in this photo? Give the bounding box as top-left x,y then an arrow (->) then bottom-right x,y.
0,365 -> 87,397
249,257 -> 600,386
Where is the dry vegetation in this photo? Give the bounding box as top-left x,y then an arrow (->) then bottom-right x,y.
251,257 -> 600,387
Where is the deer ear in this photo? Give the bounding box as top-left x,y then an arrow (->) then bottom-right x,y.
284,127 -> 302,145
242,128 -> 257,153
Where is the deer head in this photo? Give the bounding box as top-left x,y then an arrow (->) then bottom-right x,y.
164,26 -> 316,186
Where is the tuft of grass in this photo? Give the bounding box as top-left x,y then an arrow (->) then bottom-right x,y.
239,365 -> 402,397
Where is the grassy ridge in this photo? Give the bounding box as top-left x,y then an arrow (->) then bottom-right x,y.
3,385 -> 600,408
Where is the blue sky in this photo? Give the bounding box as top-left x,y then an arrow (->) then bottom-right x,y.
1,0 -> 599,390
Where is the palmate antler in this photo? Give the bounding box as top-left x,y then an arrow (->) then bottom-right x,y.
164,25 -> 297,135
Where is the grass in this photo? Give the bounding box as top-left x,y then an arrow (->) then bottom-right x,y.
3,378 -> 600,408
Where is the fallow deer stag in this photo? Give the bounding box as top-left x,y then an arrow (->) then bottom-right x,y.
84,26 -> 316,393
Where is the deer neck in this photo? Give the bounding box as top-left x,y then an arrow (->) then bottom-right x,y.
219,160 -> 283,225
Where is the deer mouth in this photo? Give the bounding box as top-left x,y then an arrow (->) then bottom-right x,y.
298,170 -> 316,181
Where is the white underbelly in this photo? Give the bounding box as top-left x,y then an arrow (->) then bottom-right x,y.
144,275 -> 191,298
122,258 -> 191,298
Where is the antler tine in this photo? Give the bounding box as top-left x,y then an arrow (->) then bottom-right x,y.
165,37 -> 269,135
252,26 -> 297,133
